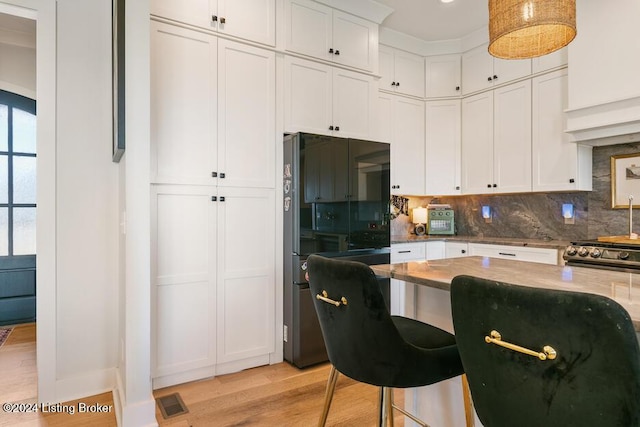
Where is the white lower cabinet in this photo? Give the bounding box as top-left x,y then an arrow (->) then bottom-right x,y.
445,241 -> 468,258
425,241 -> 445,260
152,185 -> 275,388
468,243 -> 558,265
390,241 -> 446,316
391,242 -> 426,263
390,243 -> 425,316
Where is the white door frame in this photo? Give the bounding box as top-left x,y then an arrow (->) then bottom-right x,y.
0,0 -> 56,402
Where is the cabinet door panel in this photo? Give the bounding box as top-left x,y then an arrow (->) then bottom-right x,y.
284,0 -> 332,60
284,56 -> 333,135
332,68 -> 374,139
461,45 -> 493,95
493,56 -> 531,85
217,188 -> 275,363
533,69 -> 576,191
532,46 -> 567,74
218,39 -> 275,188
493,80 -> 532,193
425,100 -> 461,195
151,0 -> 215,29
376,93 -> 393,144
217,0 -> 275,46
461,92 -> 493,194
426,54 -> 461,98
332,10 -> 377,72
393,49 -> 425,98
152,186 -> 217,376
445,242 -> 468,259
391,97 -> 425,195
151,22 -> 217,185
378,45 -> 395,92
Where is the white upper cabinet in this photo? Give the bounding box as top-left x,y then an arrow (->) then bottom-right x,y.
532,69 -> 592,191
462,80 -> 532,194
462,43 -> 531,95
425,99 -> 461,195
284,55 -> 376,139
285,0 -> 378,72
378,45 -> 425,98
150,0 -> 276,46
461,91 -> 493,194
151,22 -> 275,188
151,22 -> 218,186
425,54 -> 461,98
493,80 -> 532,193
532,46 -> 568,74
378,93 -> 425,195
217,39 -> 276,188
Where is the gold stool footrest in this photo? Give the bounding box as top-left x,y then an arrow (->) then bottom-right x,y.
316,290 -> 347,307
485,330 -> 557,360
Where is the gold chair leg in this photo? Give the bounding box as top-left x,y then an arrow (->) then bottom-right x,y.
318,365 -> 340,427
462,374 -> 475,427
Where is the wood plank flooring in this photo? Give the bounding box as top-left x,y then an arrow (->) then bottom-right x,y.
0,324 -> 117,427
154,362 -> 404,426
0,324 -> 404,426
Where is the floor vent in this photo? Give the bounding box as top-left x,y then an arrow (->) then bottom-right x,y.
156,393 -> 189,419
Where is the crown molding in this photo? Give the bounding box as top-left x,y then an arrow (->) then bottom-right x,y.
314,0 -> 393,23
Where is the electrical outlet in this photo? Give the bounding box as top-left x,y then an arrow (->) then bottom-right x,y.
283,325 -> 288,342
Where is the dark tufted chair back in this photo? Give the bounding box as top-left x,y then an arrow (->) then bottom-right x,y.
451,275 -> 640,427
306,254 -> 462,388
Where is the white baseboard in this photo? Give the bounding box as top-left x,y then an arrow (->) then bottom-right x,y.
115,368 -> 158,427
152,354 -> 272,390
52,367 -> 117,406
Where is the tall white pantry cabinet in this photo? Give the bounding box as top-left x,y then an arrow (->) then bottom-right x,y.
150,16 -> 277,387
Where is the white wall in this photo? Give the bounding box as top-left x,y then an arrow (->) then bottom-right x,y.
54,0 -> 120,397
0,42 -> 35,98
0,0 -> 155,423
118,0 -> 155,424
569,0 -> 640,110
1,0 -> 128,407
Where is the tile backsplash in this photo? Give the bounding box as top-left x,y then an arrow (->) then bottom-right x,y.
392,142 -> 640,241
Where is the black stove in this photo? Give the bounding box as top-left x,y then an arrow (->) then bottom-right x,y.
563,240 -> 640,272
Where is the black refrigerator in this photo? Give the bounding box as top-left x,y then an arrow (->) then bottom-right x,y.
283,132 -> 391,368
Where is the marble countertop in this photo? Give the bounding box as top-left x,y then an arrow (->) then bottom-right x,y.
391,235 -> 571,250
371,256 -> 640,331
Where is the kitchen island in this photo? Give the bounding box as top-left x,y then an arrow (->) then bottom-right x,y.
372,256 -> 640,331
370,256 -> 640,427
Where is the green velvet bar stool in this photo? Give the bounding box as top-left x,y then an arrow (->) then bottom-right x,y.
450,275 -> 640,427
306,254 -> 471,427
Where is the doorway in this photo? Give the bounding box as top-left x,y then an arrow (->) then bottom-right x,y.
0,89 -> 36,326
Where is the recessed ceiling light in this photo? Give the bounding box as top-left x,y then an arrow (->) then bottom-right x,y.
440,0 -> 455,3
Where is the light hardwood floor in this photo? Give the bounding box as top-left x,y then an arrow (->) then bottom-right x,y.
0,324 -> 403,426
0,323 -> 116,427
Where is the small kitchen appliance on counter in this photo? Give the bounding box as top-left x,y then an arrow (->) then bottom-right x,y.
427,204 -> 455,235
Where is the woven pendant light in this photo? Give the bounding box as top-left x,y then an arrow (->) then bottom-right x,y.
488,0 -> 576,59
